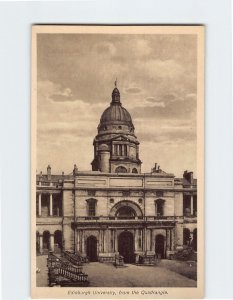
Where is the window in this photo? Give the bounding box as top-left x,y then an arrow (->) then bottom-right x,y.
86,199 -> 97,216
132,168 -> 138,173
155,199 -> 165,216
115,166 -> 127,173
89,202 -> 96,216
113,144 -> 128,156
110,198 -> 114,203
116,206 -> 136,219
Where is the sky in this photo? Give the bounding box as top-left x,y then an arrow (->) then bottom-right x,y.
37,33 -> 197,177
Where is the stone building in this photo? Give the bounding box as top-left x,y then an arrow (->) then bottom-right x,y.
36,84 -> 197,263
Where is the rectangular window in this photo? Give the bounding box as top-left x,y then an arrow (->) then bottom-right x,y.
88,202 -> 96,216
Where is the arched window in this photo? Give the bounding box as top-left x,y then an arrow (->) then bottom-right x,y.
115,166 -> 127,173
116,206 -> 136,219
155,199 -> 165,216
86,199 -> 97,216
109,200 -> 143,218
132,168 -> 138,173
183,228 -> 191,246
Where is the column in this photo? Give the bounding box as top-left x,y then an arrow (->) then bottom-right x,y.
39,234 -> 43,254
134,229 -> 138,252
190,195 -> 194,215
114,230 -> 118,252
166,229 -> 170,251
49,193 -> 53,216
82,231 -> 85,254
169,229 -> 172,250
38,193 -> 41,216
144,228 -> 147,252
170,228 -> 175,250
150,229 -> 153,251
151,229 -> 155,251
76,230 -> 80,252
50,234 -> 54,252
98,230 -> 102,253
102,230 -> 105,252
146,229 -> 150,251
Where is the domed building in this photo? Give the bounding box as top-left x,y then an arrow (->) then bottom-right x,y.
36,83 -> 197,266
92,83 -> 141,173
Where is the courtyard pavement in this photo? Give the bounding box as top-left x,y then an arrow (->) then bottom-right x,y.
36,255 -> 197,287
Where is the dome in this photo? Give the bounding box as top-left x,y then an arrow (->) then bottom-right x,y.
98,85 -> 134,130
100,105 -> 133,124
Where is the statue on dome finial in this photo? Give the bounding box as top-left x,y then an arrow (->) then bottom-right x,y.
114,78 -> 117,88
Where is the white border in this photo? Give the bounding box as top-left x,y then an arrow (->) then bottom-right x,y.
0,0 -> 232,299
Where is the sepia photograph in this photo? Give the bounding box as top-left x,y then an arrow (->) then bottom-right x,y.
31,25 -> 204,299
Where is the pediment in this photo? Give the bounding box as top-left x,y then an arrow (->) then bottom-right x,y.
111,135 -> 129,142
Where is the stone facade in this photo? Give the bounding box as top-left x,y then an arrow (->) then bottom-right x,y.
36,85 -> 197,263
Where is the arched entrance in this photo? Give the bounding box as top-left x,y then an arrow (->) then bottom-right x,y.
43,231 -> 50,251
183,228 -> 191,246
118,231 -> 134,263
36,231 -> 40,254
192,229 -> 197,251
155,234 -> 165,258
54,230 -> 63,253
86,236 -> 98,262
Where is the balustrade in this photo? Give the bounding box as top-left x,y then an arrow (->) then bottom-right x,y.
47,253 -> 89,287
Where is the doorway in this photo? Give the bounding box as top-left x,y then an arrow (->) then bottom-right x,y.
86,236 -> 98,262
118,231 -> 134,263
155,234 -> 165,258
54,230 -> 63,253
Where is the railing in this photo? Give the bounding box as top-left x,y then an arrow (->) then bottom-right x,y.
63,251 -> 85,265
47,253 -> 89,287
53,268 -> 88,282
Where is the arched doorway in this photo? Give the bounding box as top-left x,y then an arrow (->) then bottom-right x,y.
118,231 -> 134,263
54,230 -> 63,253
86,236 -> 98,262
43,231 -> 50,251
36,231 -> 40,254
155,234 -> 165,259
183,228 -> 191,246
192,229 -> 197,251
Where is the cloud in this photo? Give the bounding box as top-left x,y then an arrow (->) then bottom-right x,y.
49,87 -> 75,102
94,42 -> 116,56
36,33 -> 197,176
124,87 -> 142,94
